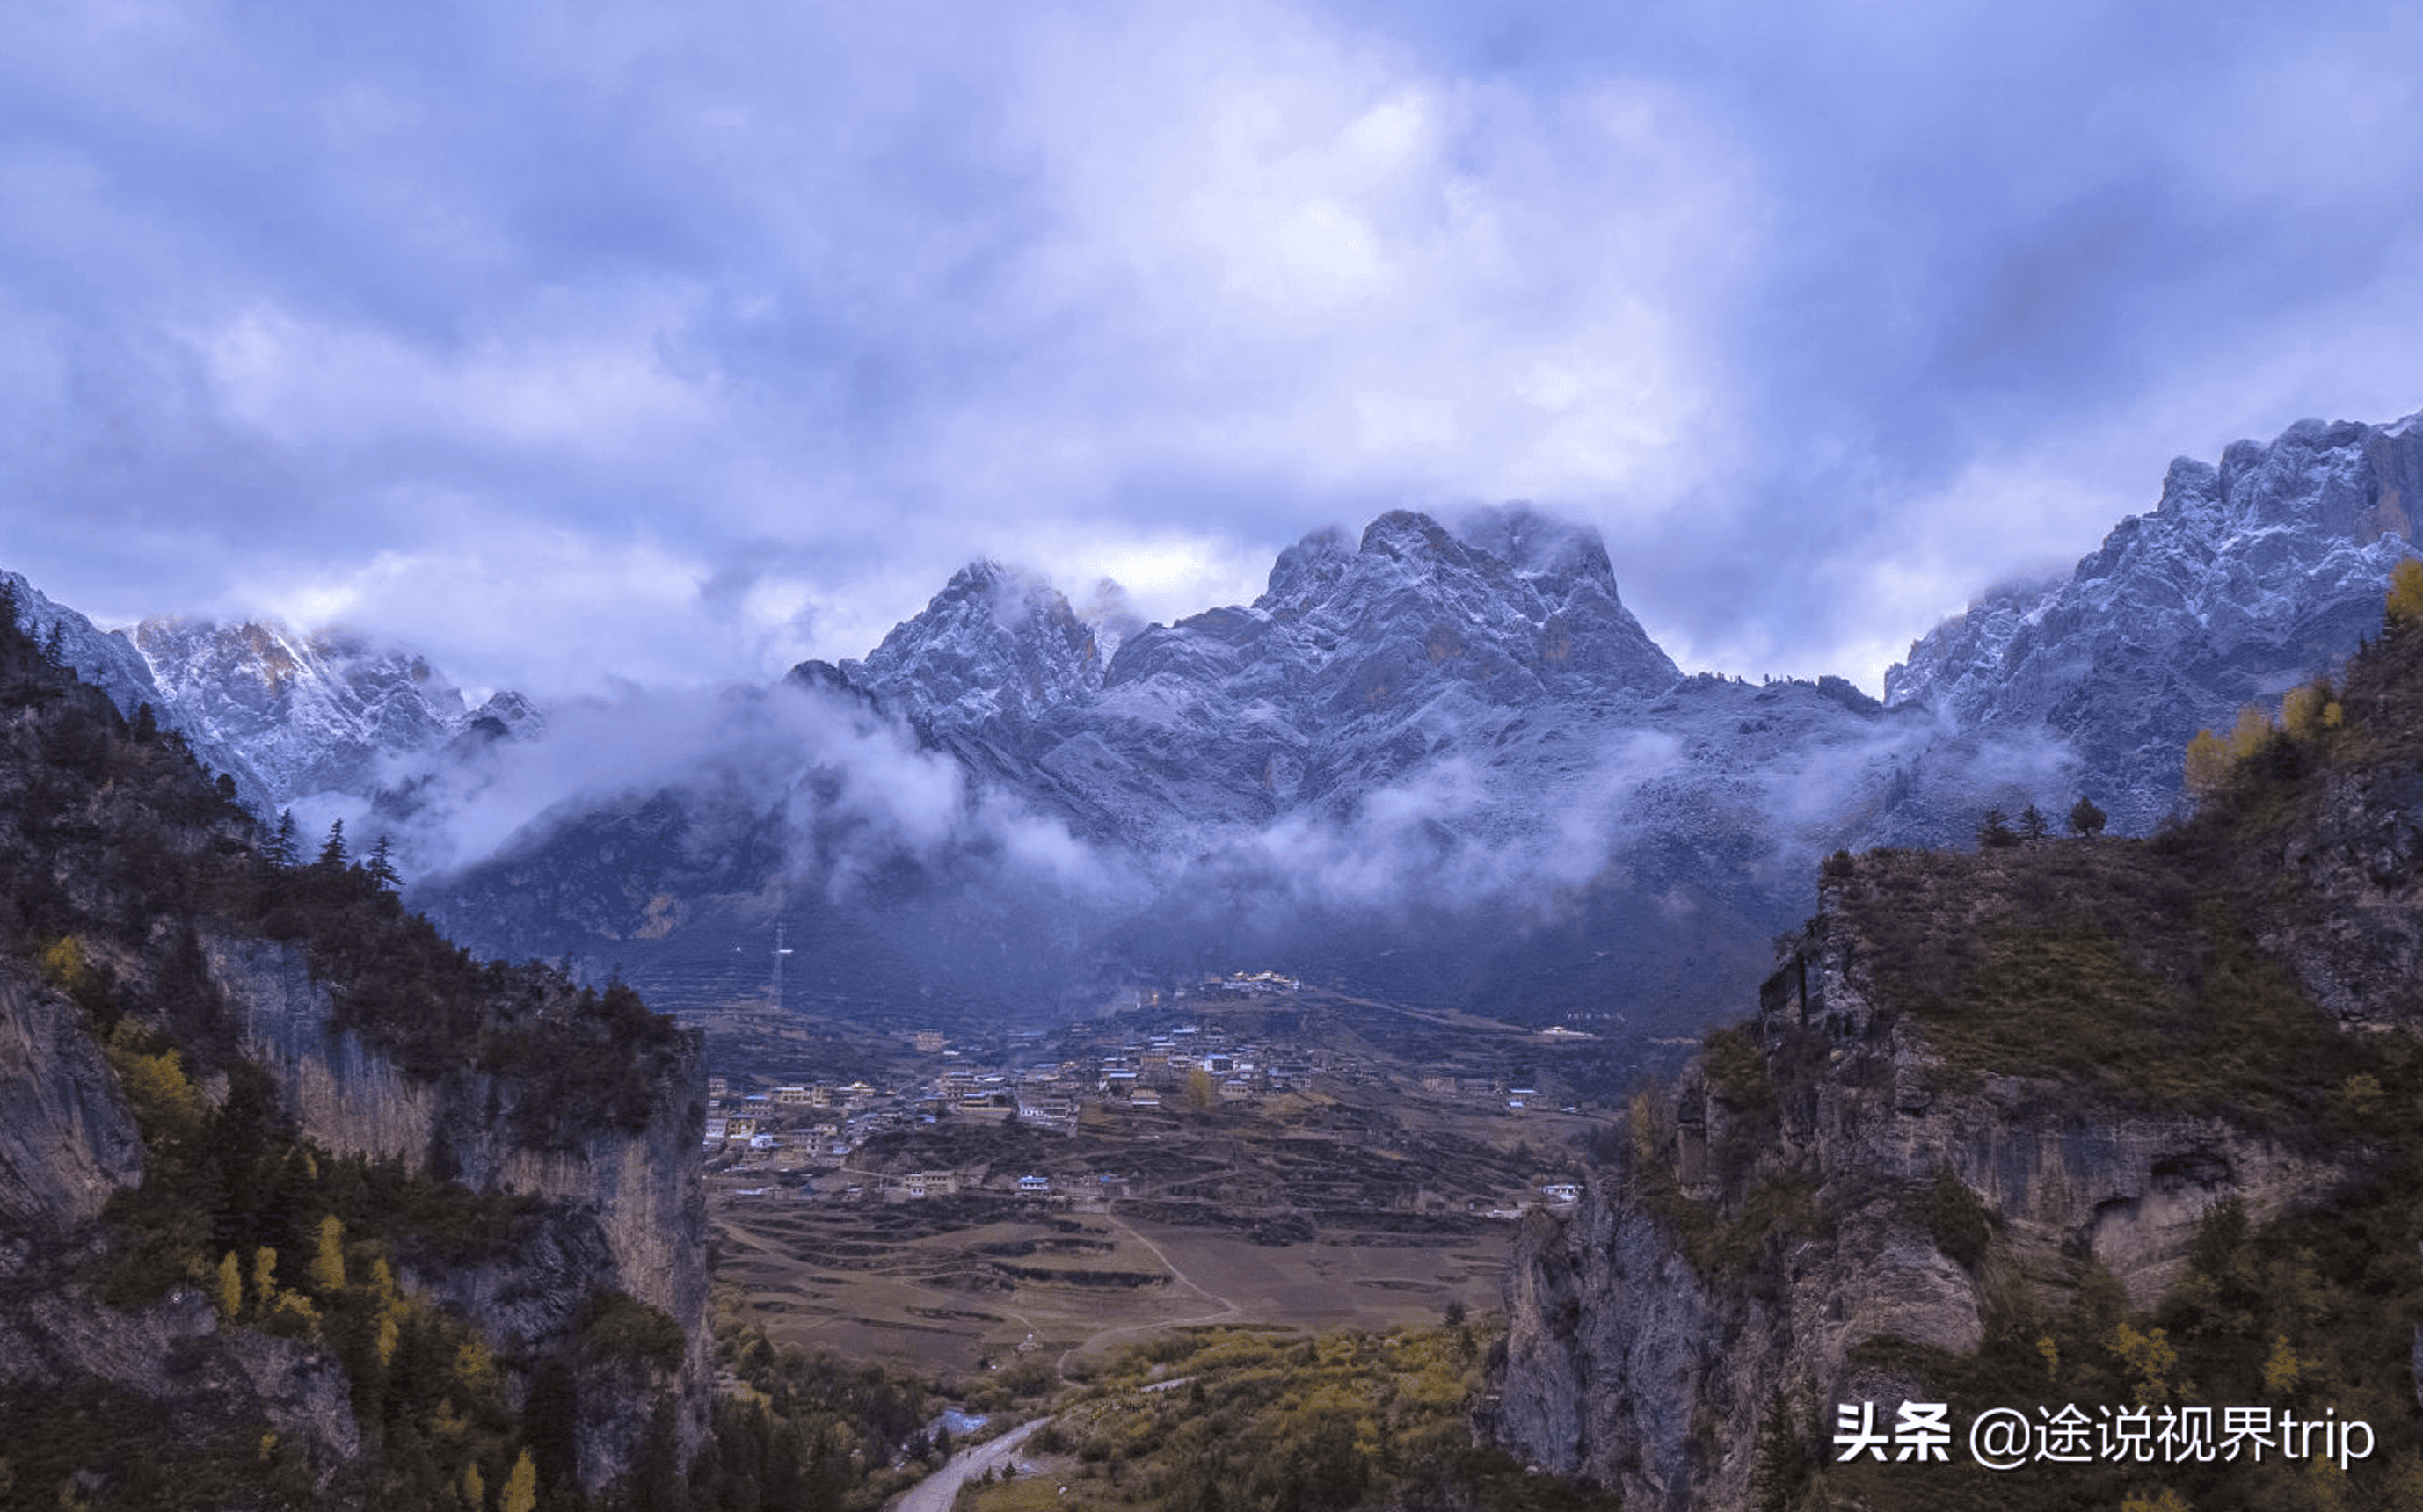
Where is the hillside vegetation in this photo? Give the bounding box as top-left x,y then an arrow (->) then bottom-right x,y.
1761,580 -> 2423,1512
959,1320 -> 1616,1512
0,585 -> 775,1508
1496,565 -> 2423,1512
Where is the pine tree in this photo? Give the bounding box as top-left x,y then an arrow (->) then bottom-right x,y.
317,818 -> 347,869
1749,1387 -> 1813,1512
2067,796 -> 2106,840
2018,803 -> 2049,842
1975,808 -> 2017,848
131,701 -> 158,742
267,810 -> 299,868
367,834 -> 402,891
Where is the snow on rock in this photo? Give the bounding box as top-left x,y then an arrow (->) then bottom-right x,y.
1887,412 -> 2423,834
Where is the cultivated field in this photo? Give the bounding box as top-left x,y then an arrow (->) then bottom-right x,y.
705,986 -> 1632,1379
712,1185 -> 1514,1376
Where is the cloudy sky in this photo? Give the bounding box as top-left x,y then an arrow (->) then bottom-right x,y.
4,0 -> 2419,701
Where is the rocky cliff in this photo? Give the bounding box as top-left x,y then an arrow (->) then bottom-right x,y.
0,586 -> 708,1508
1493,583 -> 2423,1510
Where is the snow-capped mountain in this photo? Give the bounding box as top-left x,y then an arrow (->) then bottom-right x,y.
424,507 -> 1963,1036
423,417 -> 2415,1038
1887,413 -> 2423,832
2,570 -> 167,721
15,407 -> 2416,1055
0,578 -> 540,827
128,615 -> 542,818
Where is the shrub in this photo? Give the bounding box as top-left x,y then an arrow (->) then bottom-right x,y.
1918,1166 -> 1991,1270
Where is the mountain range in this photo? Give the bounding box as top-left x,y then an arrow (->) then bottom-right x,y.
10,411 -> 2419,1066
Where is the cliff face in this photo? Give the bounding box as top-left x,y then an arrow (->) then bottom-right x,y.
1493,609 -> 2423,1510
0,958 -> 368,1493
206,935 -> 712,1487
0,604 -> 709,1506
1493,887 -> 2348,1510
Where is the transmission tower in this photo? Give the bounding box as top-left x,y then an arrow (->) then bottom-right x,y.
770,921 -> 795,1008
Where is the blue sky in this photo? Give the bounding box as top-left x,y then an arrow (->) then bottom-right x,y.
4,0 -> 2419,699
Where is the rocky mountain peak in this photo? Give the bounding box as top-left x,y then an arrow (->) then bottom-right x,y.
131,613 -> 489,813
840,558 -> 1103,729
1,568 -> 163,721
1248,506 -> 1678,700
1452,503 -> 1619,589
1884,410 -> 2423,833
1261,525 -> 1356,611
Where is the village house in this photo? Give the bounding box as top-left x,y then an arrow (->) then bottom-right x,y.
1021,1092 -> 1078,1121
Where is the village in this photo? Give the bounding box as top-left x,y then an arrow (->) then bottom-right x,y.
698,971 -> 1598,1216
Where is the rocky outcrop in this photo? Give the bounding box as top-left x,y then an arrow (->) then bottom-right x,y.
0,968 -> 143,1238
1491,875 -> 2360,1510
204,935 -> 711,1489
0,967 -> 363,1489
0,1280 -> 361,1488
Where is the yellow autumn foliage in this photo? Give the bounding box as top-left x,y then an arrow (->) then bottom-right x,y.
2388,557 -> 2423,628
309,1214 -> 346,1294
2228,702 -> 2274,760
2183,729 -> 2233,796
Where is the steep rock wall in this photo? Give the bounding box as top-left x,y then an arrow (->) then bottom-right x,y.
0,968 -> 143,1239
205,935 -> 711,1488
0,968 -> 363,1489
1492,888 -> 2355,1510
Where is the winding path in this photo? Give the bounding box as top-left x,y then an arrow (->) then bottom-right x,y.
892,1215 -> 1251,1508
1055,1213 -> 1242,1376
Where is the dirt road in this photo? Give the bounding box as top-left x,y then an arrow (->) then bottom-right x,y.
893,1417 -> 1051,1512
1055,1213 -> 1241,1375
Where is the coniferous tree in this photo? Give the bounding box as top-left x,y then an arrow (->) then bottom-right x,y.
317,818 -> 348,869
131,701 -> 159,743
367,834 -> 402,891
41,622 -> 65,668
2018,803 -> 2049,842
2067,796 -> 2106,839
268,809 -> 299,867
1749,1387 -> 1814,1512
1975,808 -> 2017,848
